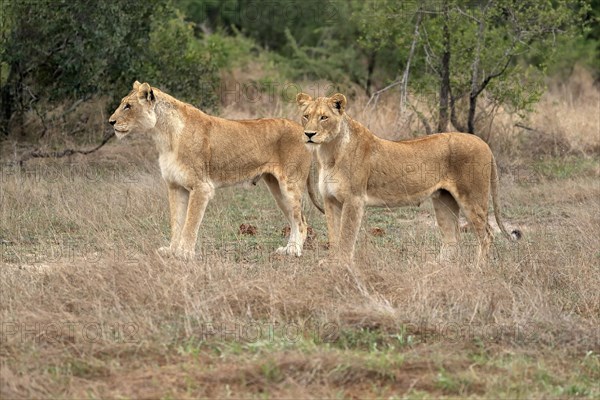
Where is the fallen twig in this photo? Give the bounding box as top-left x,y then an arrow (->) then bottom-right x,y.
515,123 -> 542,133
18,129 -> 115,166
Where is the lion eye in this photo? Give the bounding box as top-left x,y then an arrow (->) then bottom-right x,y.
320,115 -> 328,121
124,103 -> 131,110
303,114 -> 309,120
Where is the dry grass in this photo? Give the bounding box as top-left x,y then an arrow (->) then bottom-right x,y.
1,70 -> 599,398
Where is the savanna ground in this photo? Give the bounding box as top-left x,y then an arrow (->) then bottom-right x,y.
1,70 -> 599,398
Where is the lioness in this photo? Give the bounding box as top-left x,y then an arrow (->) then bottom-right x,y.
109,81 -> 322,260
296,92 -> 520,264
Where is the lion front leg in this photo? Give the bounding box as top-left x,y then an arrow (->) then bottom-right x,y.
323,196 -> 342,252
334,197 -> 364,263
158,183 -> 189,257
173,184 -> 214,261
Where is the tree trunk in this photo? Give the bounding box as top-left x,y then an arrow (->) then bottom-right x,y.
400,8 -> 422,114
0,63 -> 18,136
449,94 -> 465,133
467,3 -> 488,134
0,85 -> 12,136
467,94 -> 477,134
437,0 -> 450,133
365,51 -> 376,97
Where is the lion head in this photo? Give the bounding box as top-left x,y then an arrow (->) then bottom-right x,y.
109,81 -> 158,139
296,93 -> 347,145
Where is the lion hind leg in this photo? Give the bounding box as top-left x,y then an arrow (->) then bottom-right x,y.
431,190 -> 460,262
264,174 -> 307,256
460,203 -> 493,267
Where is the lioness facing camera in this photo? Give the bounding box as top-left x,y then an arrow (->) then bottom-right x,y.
109,81 -> 322,260
296,92 -> 520,264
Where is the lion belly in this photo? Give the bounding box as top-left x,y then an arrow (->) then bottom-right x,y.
365,167 -> 441,207
364,191 -> 431,208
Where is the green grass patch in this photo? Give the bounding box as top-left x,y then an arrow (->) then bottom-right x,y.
533,156 -> 598,180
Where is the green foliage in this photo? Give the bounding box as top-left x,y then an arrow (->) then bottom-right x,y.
176,0 -> 340,52
548,31 -> 599,77
1,0 -> 596,139
353,0 -> 418,74
281,2 -> 365,83
0,0 -> 222,136
2,1 -> 157,100
140,11 -> 220,112
355,0 -> 589,132
202,29 -> 258,70
176,0 -> 370,87
278,28 -> 356,83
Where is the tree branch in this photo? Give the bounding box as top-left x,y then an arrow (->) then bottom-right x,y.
21,98 -> 87,130
455,6 -> 482,24
399,9 -> 423,112
19,129 -> 115,166
473,24 -> 521,99
365,80 -> 403,110
365,8 -> 423,114
406,99 -> 433,135
515,123 -> 542,133
420,25 -> 441,77
474,54 -> 514,98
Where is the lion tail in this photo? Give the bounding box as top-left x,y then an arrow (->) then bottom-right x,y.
490,156 -> 521,241
307,167 -> 324,214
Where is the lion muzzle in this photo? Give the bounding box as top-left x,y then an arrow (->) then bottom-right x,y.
304,131 -> 317,143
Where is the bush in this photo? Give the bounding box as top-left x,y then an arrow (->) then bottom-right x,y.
0,0 -> 222,138
140,11 -> 220,112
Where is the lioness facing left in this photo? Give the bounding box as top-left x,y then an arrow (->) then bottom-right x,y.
109,81 -> 322,260
296,92 -> 520,264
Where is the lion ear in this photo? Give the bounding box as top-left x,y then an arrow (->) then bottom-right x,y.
296,93 -> 313,107
133,80 -> 141,90
137,82 -> 155,103
329,93 -> 347,114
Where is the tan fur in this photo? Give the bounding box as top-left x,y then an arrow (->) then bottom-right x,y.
109,81 -> 322,260
297,92 -> 519,264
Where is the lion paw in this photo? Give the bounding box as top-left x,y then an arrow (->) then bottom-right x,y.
275,243 -> 302,257
173,246 -> 197,261
157,246 -> 173,257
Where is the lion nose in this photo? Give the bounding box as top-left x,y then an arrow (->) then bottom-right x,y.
304,131 -> 317,139
109,119 -> 116,126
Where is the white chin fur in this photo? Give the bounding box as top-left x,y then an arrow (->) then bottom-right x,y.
115,131 -> 128,139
